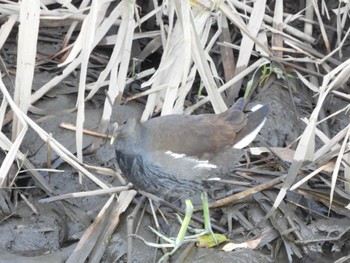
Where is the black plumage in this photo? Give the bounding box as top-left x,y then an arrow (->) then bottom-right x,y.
112,98 -> 269,201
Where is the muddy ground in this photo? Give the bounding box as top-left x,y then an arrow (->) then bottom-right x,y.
1,2 -> 350,263
1,67 -> 349,262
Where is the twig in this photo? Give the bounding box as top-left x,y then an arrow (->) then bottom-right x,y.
60,122 -> 110,139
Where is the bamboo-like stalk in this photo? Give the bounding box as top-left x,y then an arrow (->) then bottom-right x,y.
0,2 -> 350,261
12,0 -> 40,139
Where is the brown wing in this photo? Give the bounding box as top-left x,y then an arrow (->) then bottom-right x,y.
142,109 -> 247,159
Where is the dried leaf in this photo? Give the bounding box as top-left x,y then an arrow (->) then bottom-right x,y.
222,236 -> 264,252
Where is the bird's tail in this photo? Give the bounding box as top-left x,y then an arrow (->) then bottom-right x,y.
233,103 -> 270,149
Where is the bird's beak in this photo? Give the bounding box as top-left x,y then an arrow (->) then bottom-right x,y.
110,122 -> 119,145
110,135 -> 116,145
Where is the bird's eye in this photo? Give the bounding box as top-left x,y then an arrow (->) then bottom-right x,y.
122,120 -> 128,125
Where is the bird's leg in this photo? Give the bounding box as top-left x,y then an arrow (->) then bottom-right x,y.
158,199 -> 194,262
201,192 -> 218,244
176,192 -> 218,244
130,193 -> 222,262
130,199 -> 195,263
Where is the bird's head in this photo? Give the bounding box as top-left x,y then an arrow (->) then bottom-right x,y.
110,118 -> 140,146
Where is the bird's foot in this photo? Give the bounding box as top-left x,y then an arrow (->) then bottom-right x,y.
130,193 -> 226,262
130,199 -> 194,262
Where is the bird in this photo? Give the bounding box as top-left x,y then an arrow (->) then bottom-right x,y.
111,98 -> 269,202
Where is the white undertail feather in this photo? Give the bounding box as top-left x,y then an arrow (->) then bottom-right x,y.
233,118 -> 266,149
250,103 -> 263,111
233,104 -> 266,149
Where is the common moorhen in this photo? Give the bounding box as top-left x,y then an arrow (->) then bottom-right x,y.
111,98 -> 269,201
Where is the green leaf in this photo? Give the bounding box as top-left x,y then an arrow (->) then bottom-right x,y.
196,233 -> 228,248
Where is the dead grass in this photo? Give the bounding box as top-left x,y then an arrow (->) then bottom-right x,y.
0,0 -> 350,261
